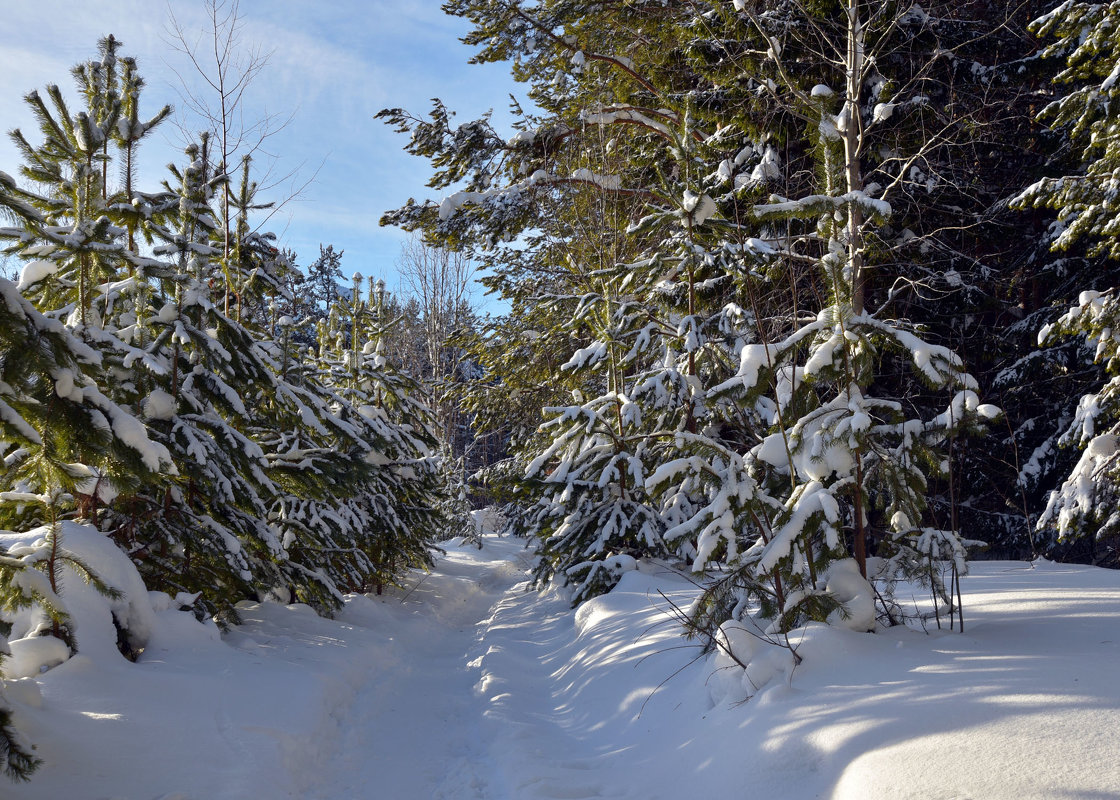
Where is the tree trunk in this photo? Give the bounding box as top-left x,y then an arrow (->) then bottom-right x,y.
845,0 -> 867,317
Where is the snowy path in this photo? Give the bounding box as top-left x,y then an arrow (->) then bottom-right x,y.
303,535 -> 708,800
307,537 -> 535,800
303,542 -> 1120,800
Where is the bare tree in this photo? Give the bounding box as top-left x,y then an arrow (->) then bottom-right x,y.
396,235 -> 477,455
164,0 -> 298,312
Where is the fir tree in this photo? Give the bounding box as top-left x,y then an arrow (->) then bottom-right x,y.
306,244 -> 345,313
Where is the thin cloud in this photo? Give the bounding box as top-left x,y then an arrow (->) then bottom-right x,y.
0,0 -> 524,294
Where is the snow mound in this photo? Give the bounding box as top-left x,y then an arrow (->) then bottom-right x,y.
1,523 -> 162,661
2,636 -> 70,679
142,388 -> 177,420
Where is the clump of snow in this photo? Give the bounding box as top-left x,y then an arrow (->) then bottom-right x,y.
581,106 -> 672,137
17,260 -> 59,290
976,402 -> 1001,419
2,636 -> 70,679
1,523 -> 162,660
156,302 -> 178,323
824,558 -> 875,632
2,677 -> 42,709
710,619 -> 796,703
681,190 -> 718,226
1088,433 -> 1118,458
67,463 -> 119,504
470,507 -> 506,535
141,388 -> 176,420
570,167 -> 621,191
872,101 -> 896,123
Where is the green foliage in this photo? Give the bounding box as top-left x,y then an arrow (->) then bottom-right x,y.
378,1 -> 1019,632
1014,2 -> 1120,563
1018,2 -> 1120,259
0,36 -> 451,631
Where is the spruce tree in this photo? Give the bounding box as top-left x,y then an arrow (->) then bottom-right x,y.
1015,1 -> 1120,563
0,36 -> 452,624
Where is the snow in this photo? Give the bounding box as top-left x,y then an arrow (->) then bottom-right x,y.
141,388 -> 177,420
580,106 -> 673,138
156,302 -> 178,323
2,637 -> 70,680
681,190 -> 717,226
3,526 -> 1120,799
823,558 -> 875,632
871,101 -> 896,124
570,167 -> 622,191
17,260 -> 58,291
81,385 -> 174,473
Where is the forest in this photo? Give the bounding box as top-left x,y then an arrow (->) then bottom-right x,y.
0,0 -> 1119,788
378,0 -> 1120,620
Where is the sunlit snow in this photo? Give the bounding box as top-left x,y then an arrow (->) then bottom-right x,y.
2,519 -> 1119,799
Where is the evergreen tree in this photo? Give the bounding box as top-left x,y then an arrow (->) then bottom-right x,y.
1015,1 -> 1120,563
382,1 -> 1007,628
306,244 -> 345,314
307,273 -> 451,590
0,36 -> 451,626
0,270 -> 172,781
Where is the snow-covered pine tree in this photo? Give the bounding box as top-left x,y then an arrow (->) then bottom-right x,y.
2,37 -> 171,334
0,266 -> 176,780
0,34 -> 175,461
111,136 -> 388,615
382,0 -> 750,599
305,274 -> 449,591
225,155 -> 291,328
1014,1 -> 1120,563
0,548 -> 40,781
0,33 -> 454,639
101,134 -> 294,616
0,43 -> 184,770
657,0 -> 1010,635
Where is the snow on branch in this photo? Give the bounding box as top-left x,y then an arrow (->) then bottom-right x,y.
751,191 -> 892,224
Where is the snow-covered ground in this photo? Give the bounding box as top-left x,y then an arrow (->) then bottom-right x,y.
4,525 -> 1120,799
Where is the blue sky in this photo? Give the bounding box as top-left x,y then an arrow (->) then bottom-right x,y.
0,0 -> 522,305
